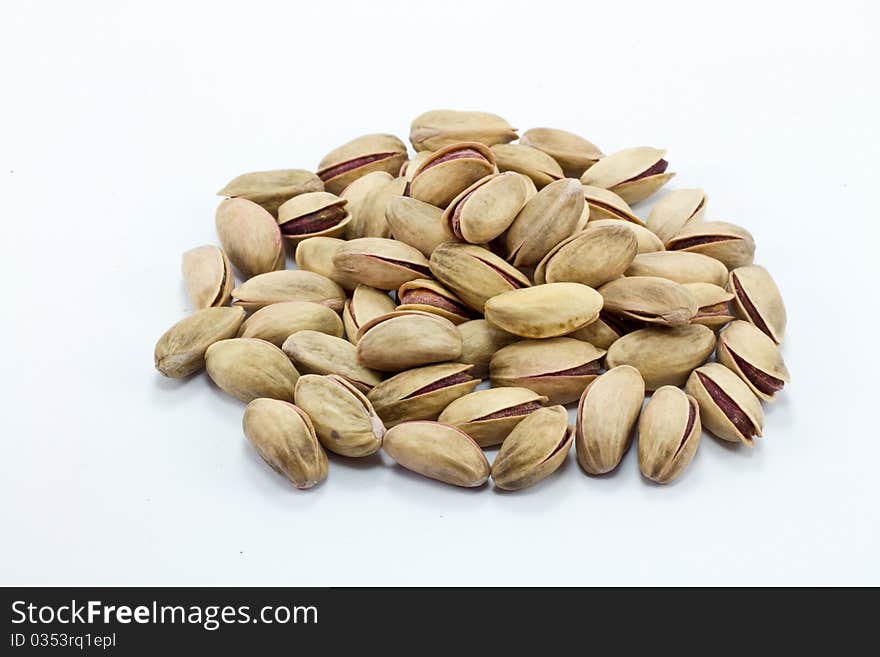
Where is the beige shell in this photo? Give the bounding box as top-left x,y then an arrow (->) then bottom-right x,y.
408,142 -> 496,208
282,330 -> 382,392
317,133 -> 408,195
438,387 -> 548,448
342,284 -> 396,345
582,186 -> 644,225
276,191 -> 350,243
599,276 -> 697,327
520,128 -> 603,178
567,316 -> 624,350
535,224 -> 638,287
587,219 -> 664,253
383,421 -> 490,487
333,237 -> 431,290
396,278 -> 474,324
384,196 -> 456,258
625,251 -> 729,287
580,147 -> 674,204
638,386 -> 701,484
484,283 -> 603,339
232,270 -> 346,312
294,236 -> 358,291
205,338 -> 299,403
154,307 -> 245,378
217,169 -> 324,216
728,265 -> 787,344
409,109 -> 517,152
238,300 -> 344,346
345,176 -> 406,239
399,151 -> 432,180
686,362 -> 763,446
716,320 -> 790,401
683,283 -> 735,329
181,245 -> 234,309
667,221 -> 755,269
490,143 -> 564,189
491,406 -> 573,491
215,198 -> 284,279
339,171 -> 394,238
456,319 -> 520,377
442,172 -> 531,244
355,311 -> 463,371
645,189 -> 707,243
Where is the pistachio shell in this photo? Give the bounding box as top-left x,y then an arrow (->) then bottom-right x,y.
277,191 -> 350,242
490,143 -> 564,189
580,147 -> 674,204
716,320 -> 790,401
339,171 -> 394,238
342,284 -> 396,345
520,128 -> 603,178
599,276 -> 697,327
217,169 -> 324,216
535,224 -> 638,287
455,319 -> 520,377
645,189 -> 707,243
396,278 -> 474,324
683,283 -> 735,329
205,338 -> 299,403
667,221 -> 755,269
317,133 -> 408,195
383,421 -> 490,487
567,315 -> 624,350
638,386 -> 701,484
409,109 -> 517,152
491,406 -> 573,491
399,151 -> 432,179
154,307 -> 245,378
181,245 -> 234,309
438,387 -> 549,448
582,185 -> 644,225
345,176 -> 406,239
384,196 -> 456,258
484,282 -> 603,339
409,142 -> 496,208
355,311 -> 463,371
282,330 -> 382,392
215,198 -> 284,279
624,251 -> 728,287
232,270 -> 346,312
587,219 -> 663,253
293,236 -> 358,291
728,265 -> 787,344
442,172 -> 530,244
238,301 -> 344,346
333,237 -> 431,290
686,362 -> 763,446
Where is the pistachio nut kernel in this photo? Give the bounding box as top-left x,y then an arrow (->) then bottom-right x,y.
215,198 -> 284,279
438,387 -> 549,448
638,386 -> 701,484
294,374 -> 385,457
293,236 -> 358,291
383,421 -> 490,487
520,127 -> 603,178
243,399 -> 328,489
443,172 -> 530,244
586,219 -> 664,254
624,251 -> 729,287
490,337 -> 605,405
396,278 -> 475,324
232,270 -> 346,312
667,221 -> 755,269
355,311 -> 463,371
238,300 -> 344,346
605,324 -> 716,391
216,169 -> 324,216
456,319 -> 520,377
384,196 -> 456,258
645,188 -> 707,244
408,142 -> 496,208
575,365 -> 645,475
409,109 -> 517,152
580,147 -> 674,205
181,245 -> 234,309
582,185 -> 644,225
491,406 -> 573,491
686,362 -> 764,446
342,284 -> 396,345
490,143 -> 565,189
484,282 -> 603,339
728,265 -> 787,344
338,171 -> 394,238
282,330 -> 382,392
683,283 -> 736,329
277,191 -> 350,242
716,320 -> 790,402
567,314 -> 626,350
535,224 -> 638,287
317,133 -> 408,195
332,237 -> 432,290
154,307 -> 245,378
599,276 -> 697,327
346,176 -> 406,239
205,338 -> 299,403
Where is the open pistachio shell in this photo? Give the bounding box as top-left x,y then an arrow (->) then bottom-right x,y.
625,251 -> 729,287
686,362 -> 763,446
339,171 -> 394,238
438,387 -> 549,448
456,319 -> 520,377
385,196 -> 457,258
409,142 -> 496,208
182,245 -> 234,309
356,311 -> 463,371
535,224 -> 638,287
238,300 -> 344,346
587,219 -> 663,253
383,421 -> 490,487
396,278 -> 475,324
521,128 -> 603,178
346,176 -> 406,239
491,406 -> 573,491
217,169 -> 324,216
728,265 -> 786,344
683,283 -> 735,329
332,237 -> 431,290
645,188 -> 707,243
342,284 -> 396,345
205,338 -> 299,403
667,221 -> 755,269
638,386 -> 701,484
277,191 -> 350,243
154,307 -> 246,378
409,109 -> 517,152
215,198 -> 284,279
490,143 -> 564,189
580,147 -> 674,205
599,276 -> 697,327
567,314 -> 625,350
317,133 -> 408,195
716,320 -> 790,401
294,236 -> 358,292
582,186 -> 644,225
484,282 -> 603,339
442,172 -> 530,244
232,270 -> 346,312
282,330 -> 382,392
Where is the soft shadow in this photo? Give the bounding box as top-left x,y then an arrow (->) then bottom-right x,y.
389,464 -> 488,494
326,451 -> 384,471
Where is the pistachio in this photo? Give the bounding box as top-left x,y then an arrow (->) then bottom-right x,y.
456,319 -> 520,377
396,278 -> 474,324
491,406 -> 573,491
599,276 -> 697,327
520,127 -> 603,178
409,109 -> 517,152
332,237 -> 431,290
154,307 -> 245,378
408,142 -> 496,208
645,188 -> 707,244
567,314 -> 626,350
624,251 -> 728,287
667,221 -> 755,269
355,311 -> 463,371
490,143 -> 564,189
605,324 -> 716,390
686,362 -> 763,446
484,282 -> 603,338
238,300 -> 344,346
716,320 -> 790,401
438,387 -> 549,448
575,365 -> 645,475
294,374 -> 385,457
217,169 -> 324,216
683,283 -> 735,329
316,133 -> 408,195
338,171 -> 394,238
215,198 -> 284,279
587,219 -> 664,253
535,224 -> 638,287
181,245 -> 233,309
345,176 -> 407,239
582,185 -> 644,224
205,338 -> 299,403
232,270 -> 345,312
277,191 -> 350,242
293,236 -> 358,291
399,151 -> 431,180
727,265 -> 787,344
242,399 -> 327,489
342,284 -> 396,345
383,421 -> 490,487
282,330 -> 382,392
580,147 -> 674,204
442,172 -> 530,244
638,386 -> 701,484
490,337 -> 605,404
384,196 -> 456,258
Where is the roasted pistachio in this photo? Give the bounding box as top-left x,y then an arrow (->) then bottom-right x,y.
294,236 -> 358,291
638,386 -> 701,484
520,128 -> 603,178
217,169 -> 324,216
683,283 -> 735,329
490,143 -> 564,189
580,147 -> 674,204
716,320 -> 790,401
456,319 -> 520,377
491,406 -> 573,490
205,338 -> 299,403
342,284 -> 396,345
484,282 -> 603,339
154,307 -> 245,378
399,151 -> 431,180
645,188 -> 707,244
409,142 -> 496,208
443,172 -> 531,244
535,224 -> 638,287
355,311 -> 463,371
346,176 -> 406,239
383,421 -> 490,487
317,134 -> 408,195
438,387 -> 548,448
276,191 -> 350,243
587,219 -> 664,253
599,276 -> 697,327
232,270 -> 345,312
282,330 -> 382,392
238,300 -> 344,346
409,109 -> 517,152
396,278 -> 474,324
332,237 -> 431,290
215,198 -> 284,279
728,265 -> 787,344
181,245 -> 233,309
667,221 -> 755,269
384,196 -> 456,258
582,186 -> 644,224
339,171 -> 394,237
567,314 -> 627,350
686,362 -> 763,446
624,251 -> 728,287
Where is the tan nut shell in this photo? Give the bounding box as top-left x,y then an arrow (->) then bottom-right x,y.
625,251 -> 729,287
456,319 -> 520,377
667,221 -> 755,269
438,387 -> 548,448
443,172 -> 530,244
232,270 -> 345,312
582,186 -> 644,225
409,109 -> 517,152
645,189 -> 707,243
339,171 -> 394,238
484,282 -> 603,339
399,151 -> 432,180
294,236 -> 358,292
333,237 -> 431,290
587,219 -> 664,253
346,176 -> 406,239
317,133 -> 408,195
491,406 -> 573,491
342,284 -> 396,345
217,169 -> 324,216
580,147 -> 674,204
521,127 -> 603,178
154,307 -> 245,378
490,143 -> 564,189
277,191 -> 350,242
567,316 -> 623,350
383,421 -> 489,487
716,320 -> 790,401
599,276 -> 697,327
282,330 -> 381,392
686,362 -> 763,446
396,278 -> 473,324
355,311 -> 463,371
683,283 -> 735,329
535,224 -> 638,287
238,300 -> 344,346
638,386 -> 701,484
205,338 -> 299,403
181,245 -> 234,309
384,196 -> 456,258
408,142 -> 496,208
215,198 -> 284,279
728,265 -> 787,344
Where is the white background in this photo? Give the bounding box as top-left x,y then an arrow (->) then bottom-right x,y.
2,0 -> 878,586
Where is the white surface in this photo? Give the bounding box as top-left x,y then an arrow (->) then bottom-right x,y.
2,0 -> 878,586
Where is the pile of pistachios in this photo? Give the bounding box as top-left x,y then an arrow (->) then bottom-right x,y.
154,109 -> 789,490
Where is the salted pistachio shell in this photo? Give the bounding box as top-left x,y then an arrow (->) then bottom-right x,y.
484,282 -> 603,339
599,276 -> 697,327
154,307 -> 245,378
716,320 -> 790,401
217,169 -> 324,216
409,142 -> 496,208
384,196 -> 456,258
456,319 -> 520,377
181,245 -> 233,309
294,236 -> 358,291
383,421 -> 489,487
443,172 -> 530,244
429,242 -> 531,313
638,386 -> 701,484
409,109 -> 517,152
625,251 -> 728,287
580,147 -> 674,204
368,363 -> 480,428
232,270 -> 345,312
587,219 -> 663,253
683,283 -> 735,329
317,133 -> 408,195
575,365 -> 645,475
605,325 -> 716,391
277,191 -> 350,242
215,198 -> 284,279
345,176 -> 406,239
342,284 -> 396,345
238,300 -> 344,346
490,337 -> 605,405
205,338 -> 299,403
490,143 -> 564,189
294,374 -> 385,457
567,315 -> 624,350
667,221 -> 755,269
521,128 -> 603,178
582,185 -> 643,225
491,406 -> 573,491
332,237 -> 431,290
282,330 -> 381,392
339,171 -> 394,238
686,362 -> 763,446
355,311 -> 463,371
503,178 -> 586,267
396,278 -> 475,324
728,265 -> 787,344
535,224 -> 637,287
438,387 -> 548,448
645,189 -> 707,243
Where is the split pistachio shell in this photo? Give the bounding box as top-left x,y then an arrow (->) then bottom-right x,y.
667,221 -> 755,269
217,169 -> 324,216
294,374 -> 385,457
409,109 -> 517,152
243,399 -> 328,489
582,186 -> 644,225
567,315 -> 624,350
215,198 -> 284,279
716,320 -> 790,401
443,172 -> 530,244
438,387 -> 549,448
580,147 -> 674,204
575,365 -> 645,475
484,283 -> 603,339
490,337 -> 605,404
181,245 -> 234,309
339,171 -> 394,238
294,236 -> 358,291
317,133 -> 408,195
238,300 -> 344,346
408,142 -> 496,208
605,325 -> 716,391
282,330 -> 382,392
355,311 -> 463,371
346,176 -> 406,239
728,265 -> 787,344
599,276 -> 697,327
491,406 -> 573,491
332,237 -> 431,290
535,224 -> 638,287
383,421 -> 490,487
683,283 -> 735,329
625,251 -> 729,287
342,284 -> 396,345
587,219 -> 663,253
520,128 -> 603,178
384,196 -> 456,258
396,278 -> 474,324
205,338 -> 299,403
456,319 -> 520,377
154,307 -> 245,378
638,386 -> 701,484
232,270 -> 345,312
399,151 -> 432,180
645,189 -> 707,244
490,143 -> 564,189
686,362 -> 763,446
277,191 -> 350,243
